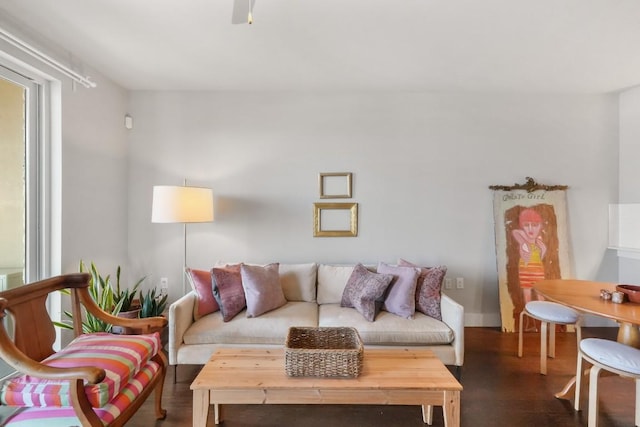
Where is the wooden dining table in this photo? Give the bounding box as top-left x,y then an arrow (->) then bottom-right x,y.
533,279 -> 640,398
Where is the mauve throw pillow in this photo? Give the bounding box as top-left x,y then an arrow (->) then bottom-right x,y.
186,268 -> 219,320
211,264 -> 245,322
377,262 -> 420,319
341,263 -> 394,322
399,259 -> 447,320
240,263 -> 286,318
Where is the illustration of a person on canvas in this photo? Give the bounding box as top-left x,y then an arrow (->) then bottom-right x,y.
511,208 -> 546,307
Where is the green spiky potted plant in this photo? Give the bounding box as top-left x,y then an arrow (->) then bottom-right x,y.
55,261 -> 122,333
55,261 -> 145,334
111,266 -> 146,334
138,287 -> 169,347
112,265 -> 145,320
138,288 -> 168,319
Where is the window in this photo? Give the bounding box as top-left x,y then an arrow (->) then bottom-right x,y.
0,65 -> 42,284
0,63 -> 56,376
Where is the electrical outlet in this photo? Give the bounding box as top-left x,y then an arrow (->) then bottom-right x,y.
444,278 -> 453,289
160,277 -> 168,296
456,277 -> 464,289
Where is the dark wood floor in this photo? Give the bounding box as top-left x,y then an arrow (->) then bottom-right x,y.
129,327 -> 635,427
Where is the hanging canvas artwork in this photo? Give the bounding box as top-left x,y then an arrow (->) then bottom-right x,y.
490,177 -> 571,333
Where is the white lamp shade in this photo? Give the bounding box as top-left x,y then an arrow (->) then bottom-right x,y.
151,185 -> 214,223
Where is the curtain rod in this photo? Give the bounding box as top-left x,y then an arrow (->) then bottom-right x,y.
0,26 -> 97,88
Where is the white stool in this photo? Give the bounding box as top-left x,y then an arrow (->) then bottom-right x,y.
518,300 -> 581,375
575,338 -> 640,427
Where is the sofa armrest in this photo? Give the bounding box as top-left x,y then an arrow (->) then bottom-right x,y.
168,292 -> 196,365
440,293 -> 464,366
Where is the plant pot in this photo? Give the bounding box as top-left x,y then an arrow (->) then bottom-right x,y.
118,308 -> 141,319
112,308 -> 141,335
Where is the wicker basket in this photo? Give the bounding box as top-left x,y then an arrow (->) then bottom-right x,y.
285,326 -> 363,378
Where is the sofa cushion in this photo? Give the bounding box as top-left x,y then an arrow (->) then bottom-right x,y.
2,360 -> 160,426
212,264 -> 245,322
186,268 -> 219,321
341,264 -> 394,322
319,304 -> 454,345
377,262 -> 420,319
317,264 -> 355,304
279,263 -> 317,302
0,332 -> 161,409
240,263 -> 287,317
183,301 -> 318,345
399,259 -> 447,321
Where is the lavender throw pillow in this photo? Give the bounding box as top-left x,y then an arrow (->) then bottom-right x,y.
377,262 -> 420,319
399,259 -> 447,320
212,264 -> 245,322
186,268 -> 220,320
341,263 -> 394,322
240,263 -> 286,317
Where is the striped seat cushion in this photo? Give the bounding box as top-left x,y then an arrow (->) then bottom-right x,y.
0,332 -> 160,408
2,360 -> 160,426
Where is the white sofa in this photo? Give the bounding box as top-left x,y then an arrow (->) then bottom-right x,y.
169,263 -> 464,371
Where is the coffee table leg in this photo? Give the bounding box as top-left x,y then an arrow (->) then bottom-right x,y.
214,404 -> 222,424
421,405 -> 433,425
442,390 -> 460,427
192,389 -> 209,427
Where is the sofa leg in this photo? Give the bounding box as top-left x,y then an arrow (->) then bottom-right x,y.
455,366 -> 463,382
173,365 -> 177,384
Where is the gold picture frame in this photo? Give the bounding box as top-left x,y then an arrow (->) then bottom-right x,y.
319,172 -> 352,199
313,202 -> 358,237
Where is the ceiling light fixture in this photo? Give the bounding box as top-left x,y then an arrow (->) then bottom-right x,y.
232,0 -> 255,25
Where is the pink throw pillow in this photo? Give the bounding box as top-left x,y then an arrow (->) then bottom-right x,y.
186,268 -> 219,320
398,259 -> 447,321
240,263 -> 286,317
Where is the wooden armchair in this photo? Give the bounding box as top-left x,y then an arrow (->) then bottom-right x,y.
0,273 -> 167,426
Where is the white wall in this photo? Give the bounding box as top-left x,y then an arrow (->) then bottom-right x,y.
618,86 -> 640,283
59,74 -> 130,275
127,91 -> 619,325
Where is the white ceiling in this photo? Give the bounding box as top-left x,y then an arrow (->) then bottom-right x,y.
2,0 -> 640,93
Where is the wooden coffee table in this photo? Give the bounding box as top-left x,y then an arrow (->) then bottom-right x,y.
191,348 -> 462,426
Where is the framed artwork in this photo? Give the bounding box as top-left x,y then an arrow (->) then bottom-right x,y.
319,172 -> 352,199
489,177 -> 571,333
313,202 -> 358,237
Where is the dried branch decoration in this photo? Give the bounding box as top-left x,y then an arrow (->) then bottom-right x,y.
489,177 -> 568,193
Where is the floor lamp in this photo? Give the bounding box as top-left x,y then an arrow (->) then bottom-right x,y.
151,184 -> 214,295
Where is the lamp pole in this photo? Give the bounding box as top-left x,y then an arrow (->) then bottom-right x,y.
182,179 -> 188,295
